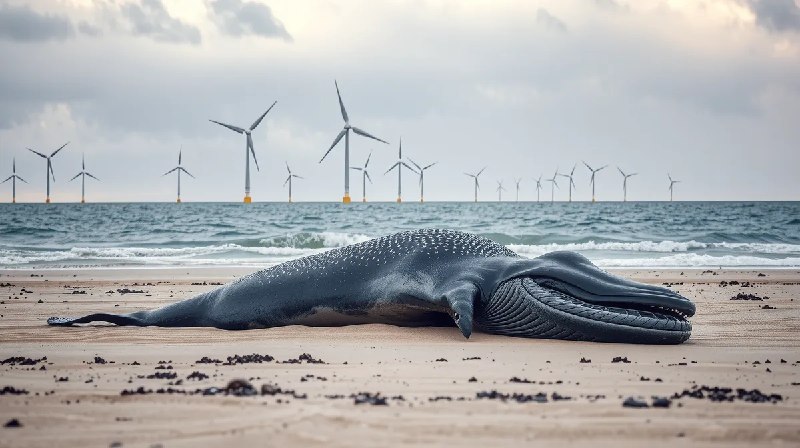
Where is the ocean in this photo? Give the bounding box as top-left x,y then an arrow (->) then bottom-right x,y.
1,201 -> 798,269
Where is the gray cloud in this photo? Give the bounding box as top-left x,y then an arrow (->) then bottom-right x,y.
77,21 -> 103,37
536,8 -> 567,33
594,0 -> 629,12
0,3 -> 75,42
121,0 -> 201,45
206,0 -> 291,41
746,0 -> 800,32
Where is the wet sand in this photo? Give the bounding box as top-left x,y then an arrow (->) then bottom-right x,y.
1,268 -> 799,447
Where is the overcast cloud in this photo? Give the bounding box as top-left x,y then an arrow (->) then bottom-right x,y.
0,0 -> 798,203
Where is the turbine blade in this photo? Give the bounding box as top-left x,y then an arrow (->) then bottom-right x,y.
284,176 -> 290,186
350,167 -> 363,171
334,80 -> 349,123
294,175 -> 304,179
17,176 -> 28,184
86,172 -> 100,181
424,162 -> 437,170
464,173 -> 475,178
209,120 -> 245,134
384,161 -> 400,174
408,158 -> 421,171
351,127 -> 388,144
247,133 -> 260,171
365,171 -> 372,183
476,166 -> 486,177
630,173 -> 638,177
401,161 -> 418,173
50,141 -> 69,158
180,167 -> 195,178
364,151 -> 372,168
583,161 -> 592,171
69,172 -> 81,181
286,162 -> 291,174
618,167 -> 625,176
163,167 -> 179,176
570,164 -> 576,175
320,129 -> 347,163
49,162 -> 55,182
250,101 -> 277,131
27,148 -> 47,159
1,176 -> 11,184
598,165 -> 608,172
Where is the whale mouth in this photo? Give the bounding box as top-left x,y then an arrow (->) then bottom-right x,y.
477,276 -> 693,344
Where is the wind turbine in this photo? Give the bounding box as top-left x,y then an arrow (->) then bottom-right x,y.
668,173 -> 680,202
163,148 -> 194,203
2,158 -> 27,203
69,153 -> 100,203
209,101 -> 276,203
408,158 -> 437,203
558,164 -> 577,202
350,152 -> 374,203
320,81 -> 388,203
384,138 -> 418,203
284,163 -> 303,203
534,175 -> 543,203
514,178 -> 522,202
464,167 -> 486,202
617,167 -> 637,202
27,142 -> 68,203
496,180 -> 506,202
583,161 -> 607,203
546,169 -> 559,203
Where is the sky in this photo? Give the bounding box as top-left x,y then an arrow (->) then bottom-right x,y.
0,0 -> 798,203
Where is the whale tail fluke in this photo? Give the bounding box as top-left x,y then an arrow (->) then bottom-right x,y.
47,312 -> 147,327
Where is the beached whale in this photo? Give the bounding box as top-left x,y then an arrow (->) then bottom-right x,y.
48,229 -> 695,344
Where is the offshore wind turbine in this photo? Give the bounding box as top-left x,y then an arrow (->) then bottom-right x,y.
2,158 -> 27,203
583,161 -> 607,203
320,81 -> 388,203
617,167 -> 637,202
27,142 -> 68,203
408,158 -> 437,203
163,148 -> 194,203
546,169 -> 559,203
558,164 -> 577,202
668,173 -> 680,202
534,175 -> 543,203
464,167 -> 486,202
209,101 -> 276,203
514,178 -> 522,202
69,153 -> 100,203
284,163 -> 303,203
384,138 -> 418,203
496,180 -> 506,202
350,152 -> 373,202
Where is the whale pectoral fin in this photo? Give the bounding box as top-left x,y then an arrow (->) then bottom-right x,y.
442,283 -> 479,339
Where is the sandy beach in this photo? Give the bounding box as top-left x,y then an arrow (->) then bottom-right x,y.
1,268 -> 799,447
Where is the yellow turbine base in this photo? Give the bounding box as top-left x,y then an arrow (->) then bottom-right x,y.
342,194 -> 351,204
244,196 -> 252,204
45,198 -> 50,204
396,197 -> 402,203
420,197 -> 424,203
81,199 -> 85,204
177,198 -> 181,203
362,198 -> 366,203
288,197 -> 292,203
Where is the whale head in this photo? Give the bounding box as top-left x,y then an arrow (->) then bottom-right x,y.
477,251 -> 695,344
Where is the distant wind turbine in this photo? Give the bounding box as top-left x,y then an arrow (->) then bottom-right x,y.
668,173 -> 680,202
2,158 -> 27,203
320,81 -> 388,203
583,161 -> 607,203
617,167 -> 637,202
558,164 -> 577,202
350,152 -> 373,202
163,148 -> 194,203
496,180 -> 506,202
69,153 -> 100,203
534,175 -> 543,203
464,167 -> 486,202
384,138 -> 418,203
27,142 -> 68,203
546,169 -> 559,203
284,163 -> 303,203
210,101 -> 276,203
408,158 -> 437,203
514,178 -> 522,202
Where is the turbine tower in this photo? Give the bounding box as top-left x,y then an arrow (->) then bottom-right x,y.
558,164 -> 577,202
210,101 -> 276,203
496,180 -> 506,202
163,148 -> 194,203
534,175 -> 543,203
69,153 -> 100,203
27,142 -> 68,203
1,158 -> 27,203
583,161 -> 607,203
668,174 -> 680,202
349,152 -> 373,202
546,169 -> 559,203
408,158 -> 437,203
514,178 -> 522,202
320,81 -> 388,203
384,139 -> 418,203
464,167 -> 486,202
284,163 -> 303,203
617,167 -> 637,202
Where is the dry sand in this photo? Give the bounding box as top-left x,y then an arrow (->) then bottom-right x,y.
1,268 -> 799,447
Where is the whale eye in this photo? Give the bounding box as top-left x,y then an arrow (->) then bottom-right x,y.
454,312 -> 460,322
